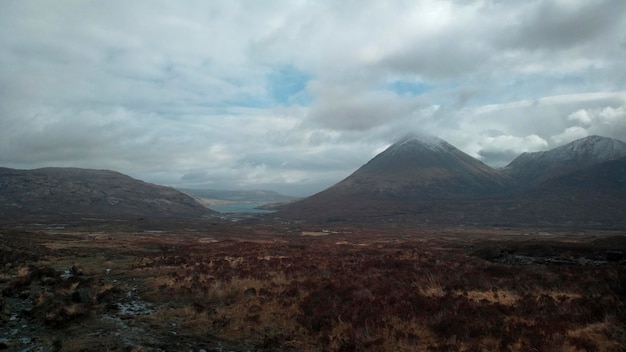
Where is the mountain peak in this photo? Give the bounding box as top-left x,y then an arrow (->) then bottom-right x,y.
508,135 -> 626,166
277,134 -> 626,226
361,135 -> 502,179
557,135 -> 626,159
505,135 -> 626,186
388,134 -> 450,154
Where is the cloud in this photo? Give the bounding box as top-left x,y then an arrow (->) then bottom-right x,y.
430,92 -> 626,166
0,1 -> 624,196
477,134 -> 549,167
557,105 -> 626,144
551,126 -> 590,145
568,109 -> 594,125
305,82 -> 426,131
505,0 -> 623,50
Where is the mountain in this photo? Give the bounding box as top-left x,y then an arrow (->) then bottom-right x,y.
0,167 -> 214,225
178,188 -> 295,205
504,135 -> 626,187
276,135 -> 512,221
277,135 -> 626,228
500,156 -> 626,228
349,135 -> 510,198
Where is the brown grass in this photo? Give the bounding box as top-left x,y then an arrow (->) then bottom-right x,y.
1,226 -> 624,351
463,289 -> 518,305
301,231 -> 330,236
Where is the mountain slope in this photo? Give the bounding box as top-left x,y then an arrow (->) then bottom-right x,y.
0,167 -> 214,223
504,135 -> 626,186
277,135 -> 626,228
342,135 -> 510,199
277,135 -> 512,221
499,156 -> 626,228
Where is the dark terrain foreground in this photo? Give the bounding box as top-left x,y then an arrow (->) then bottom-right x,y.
1,225 -> 625,351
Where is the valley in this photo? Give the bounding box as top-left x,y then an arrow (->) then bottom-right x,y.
4,2 -> 625,350
1,135 -> 625,351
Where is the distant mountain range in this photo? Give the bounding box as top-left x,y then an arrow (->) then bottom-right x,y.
178,188 -> 295,206
277,135 -> 626,228
0,167 -> 213,226
2,135 -> 624,229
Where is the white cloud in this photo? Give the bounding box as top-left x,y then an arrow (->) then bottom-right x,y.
551,126 -> 590,145
479,134 -> 549,154
597,106 -> 626,125
568,109 -> 593,125
465,134 -> 549,167
0,0 -> 625,195
562,104 -> 626,138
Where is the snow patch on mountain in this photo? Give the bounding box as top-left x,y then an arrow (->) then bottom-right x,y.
507,135 -> 626,167
555,135 -> 626,160
388,134 -> 450,155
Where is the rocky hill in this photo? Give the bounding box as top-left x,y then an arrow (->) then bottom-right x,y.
0,167 -> 214,225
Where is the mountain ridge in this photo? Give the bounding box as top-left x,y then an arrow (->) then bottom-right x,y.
0,167 -> 214,226
504,135 -> 626,186
2,135 -> 624,228
178,188 -> 295,204
277,135 -> 626,228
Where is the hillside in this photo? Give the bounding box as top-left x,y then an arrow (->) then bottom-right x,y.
504,135 -> 626,187
501,156 -> 626,228
276,135 -> 512,222
339,135 -> 511,199
276,135 -> 626,228
0,167 -> 214,225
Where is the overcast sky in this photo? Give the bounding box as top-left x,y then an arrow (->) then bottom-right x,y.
1,1 -> 625,196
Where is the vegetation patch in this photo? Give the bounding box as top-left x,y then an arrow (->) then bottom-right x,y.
1,227 -> 625,351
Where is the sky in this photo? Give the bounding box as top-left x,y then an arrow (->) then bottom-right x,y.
1,0 -> 625,196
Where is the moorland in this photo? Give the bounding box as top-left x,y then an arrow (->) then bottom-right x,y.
1,135 -> 625,351
1,222 -> 624,351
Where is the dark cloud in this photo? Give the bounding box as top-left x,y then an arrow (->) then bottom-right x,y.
508,0 -> 623,50
306,85 -> 425,131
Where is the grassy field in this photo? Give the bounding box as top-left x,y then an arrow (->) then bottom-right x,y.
1,225 -> 625,351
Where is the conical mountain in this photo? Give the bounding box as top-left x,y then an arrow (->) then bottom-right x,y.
333,135 -> 509,199
505,135 -> 626,187
277,135 -> 510,221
